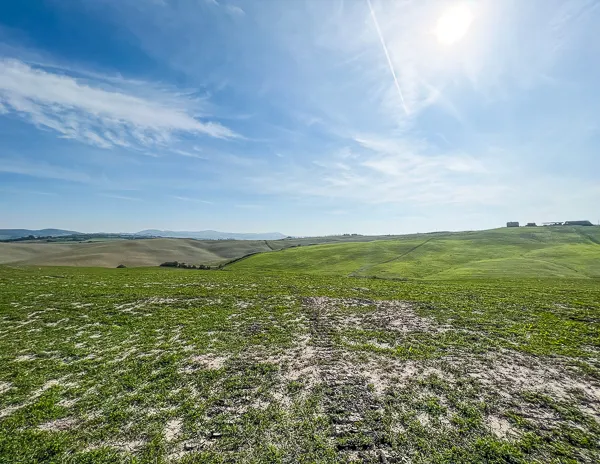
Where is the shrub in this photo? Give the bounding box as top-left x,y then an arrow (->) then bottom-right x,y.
160,261 -> 179,268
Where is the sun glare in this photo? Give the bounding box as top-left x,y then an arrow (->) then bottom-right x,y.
435,4 -> 473,45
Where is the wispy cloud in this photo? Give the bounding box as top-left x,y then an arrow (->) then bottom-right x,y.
366,0 -> 408,115
171,195 -> 213,204
0,59 -> 239,149
0,159 -> 93,183
173,149 -> 207,160
235,203 -> 262,209
226,5 -> 245,17
100,193 -> 141,201
0,187 -> 57,196
204,0 -> 244,17
243,134 -> 502,207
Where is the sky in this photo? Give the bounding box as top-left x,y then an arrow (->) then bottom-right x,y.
0,0 -> 599,236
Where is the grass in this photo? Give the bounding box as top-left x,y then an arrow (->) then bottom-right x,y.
3,226 -> 599,276
1,265 -> 599,463
0,238 -> 276,268
229,226 -> 600,279
0,232 -> 441,268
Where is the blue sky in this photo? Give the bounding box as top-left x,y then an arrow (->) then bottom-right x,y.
1,0 -> 599,235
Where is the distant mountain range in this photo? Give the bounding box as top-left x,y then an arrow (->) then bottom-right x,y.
0,228 -> 287,241
134,230 -> 287,240
0,229 -> 80,240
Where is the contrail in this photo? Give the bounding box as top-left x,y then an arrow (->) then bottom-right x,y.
366,0 -> 409,115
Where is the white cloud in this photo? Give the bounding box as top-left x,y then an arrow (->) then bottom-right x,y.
203,0 -> 244,17
250,163 -> 506,206
226,5 -> 245,17
235,203 -> 262,209
100,193 -> 141,201
0,187 -> 56,196
0,59 -> 238,149
242,133 -> 502,207
0,159 -> 93,183
171,195 -> 213,204
365,0 -> 408,115
173,149 -> 207,160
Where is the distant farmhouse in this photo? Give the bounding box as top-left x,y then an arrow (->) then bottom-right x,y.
564,220 -> 593,226
508,220 -> 594,228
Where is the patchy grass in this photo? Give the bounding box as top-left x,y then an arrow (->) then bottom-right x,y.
0,266 -> 599,463
229,226 -> 600,279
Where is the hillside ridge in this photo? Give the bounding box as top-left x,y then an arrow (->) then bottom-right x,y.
228,226 -> 600,280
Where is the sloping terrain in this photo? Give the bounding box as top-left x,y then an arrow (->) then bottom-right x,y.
0,229 -> 80,240
0,232 -> 451,268
0,238 -> 273,268
134,230 -> 287,240
1,267 -> 598,462
229,226 -> 600,279
3,226 -> 600,274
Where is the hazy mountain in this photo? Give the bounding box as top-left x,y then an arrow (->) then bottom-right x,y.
135,230 -> 287,240
0,229 -> 80,240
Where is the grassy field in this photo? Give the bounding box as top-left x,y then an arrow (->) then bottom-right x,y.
0,233 -> 430,268
0,239 -> 274,268
1,265 -> 599,463
4,226 -> 598,276
229,227 -> 600,279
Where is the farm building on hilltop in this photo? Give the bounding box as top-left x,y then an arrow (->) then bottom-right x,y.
506,222 -> 519,228
564,220 -> 593,226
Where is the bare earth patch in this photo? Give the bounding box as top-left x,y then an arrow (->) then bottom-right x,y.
164,418 -> 183,442
0,382 -> 12,394
465,350 -> 600,424
487,415 -> 515,439
38,417 -> 78,432
281,297 -> 438,393
188,354 -> 228,370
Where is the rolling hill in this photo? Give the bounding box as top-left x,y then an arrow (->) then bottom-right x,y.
134,230 -> 287,240
227,226 -> 600,279
0,228 -> 80,240
0,238 -> 274,268
2,226 -> 599,277
0,233 -> 445,268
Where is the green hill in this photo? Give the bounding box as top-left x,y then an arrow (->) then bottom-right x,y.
0,232 -> 457,268
0,238 -> 274,268
227,226 -> 600,279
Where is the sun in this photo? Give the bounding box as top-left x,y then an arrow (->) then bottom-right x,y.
435,4 -> 474,45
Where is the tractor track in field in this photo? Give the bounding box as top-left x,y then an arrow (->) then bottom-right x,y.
348,237 -> 437,278
573,227 -> 600,245
302,297 -> 387,455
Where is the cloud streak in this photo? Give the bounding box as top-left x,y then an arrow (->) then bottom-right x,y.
171,195 -> 213,204
240,133 -> 503,207
366,0 -> 409,115
100,193 -> 141,201
0,159 -> 93,183
226,5 -> 245,17
0,59 -> 238,149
